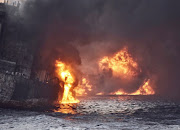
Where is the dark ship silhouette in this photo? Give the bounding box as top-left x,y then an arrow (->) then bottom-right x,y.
0,2 -> 61,111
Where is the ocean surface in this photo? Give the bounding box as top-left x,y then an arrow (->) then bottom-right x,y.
0,95 -> 180,130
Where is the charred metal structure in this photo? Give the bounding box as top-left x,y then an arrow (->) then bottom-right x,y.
0,3 -> 60,110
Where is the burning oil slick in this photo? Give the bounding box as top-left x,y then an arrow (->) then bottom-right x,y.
76,47 -> 155,97
111,80 -> 155,96
14,0 -> 180,107
97,47 -> 155,95
52,47 -> 155,114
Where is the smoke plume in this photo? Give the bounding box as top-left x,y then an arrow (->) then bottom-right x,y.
21,0 -> 180,100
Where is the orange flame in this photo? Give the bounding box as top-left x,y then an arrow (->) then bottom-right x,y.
131,79 -> 155,95
112,79 -> 155,95
99,47 -> 139,79
75,77 -> 92,96
111,90 -> 126,95
99,47 -> 155,96
96,92 -> 104,95
55,60 -> 79,104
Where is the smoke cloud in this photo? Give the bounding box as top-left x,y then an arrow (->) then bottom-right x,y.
21,0 -> 180,100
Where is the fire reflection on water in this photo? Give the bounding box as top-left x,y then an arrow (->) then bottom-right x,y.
54,104 -> 77,114
54,60 -> 79,114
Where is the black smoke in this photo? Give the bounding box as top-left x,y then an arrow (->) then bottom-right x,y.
21,0 -> 180,100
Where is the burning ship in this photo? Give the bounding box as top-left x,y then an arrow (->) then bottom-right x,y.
0,2 -> 155,113
0,3 -> 80,112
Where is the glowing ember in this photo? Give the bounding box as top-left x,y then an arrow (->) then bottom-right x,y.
75,77 -> 92,96
55,60 -> 79,104
112,79 -> 155,95
99,47 -> 139,79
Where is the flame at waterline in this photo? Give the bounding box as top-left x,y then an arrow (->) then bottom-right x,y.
98,47 -> 155,96
55,60 -> 79,104
111,79 -> 155,95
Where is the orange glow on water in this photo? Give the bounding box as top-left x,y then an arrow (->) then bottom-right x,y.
54,104 -> 77,114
